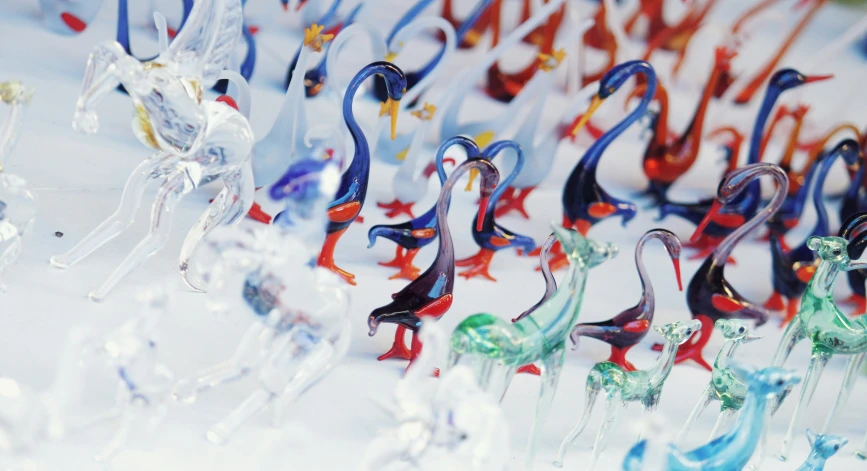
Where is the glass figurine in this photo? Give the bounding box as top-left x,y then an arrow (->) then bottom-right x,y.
362,321 -> 509,471
38,0 -> 102,34
283,0 -> 360,96
640,0 -> 716,79
173,152 -> 352,445
554,320 -> 702,470
440,0 -> 496,49
457,140 -> 536,281
51,286 -> 174,462
0,82 -> 37,293
764,210 -> 867,461
568,229 -> 683,372
675,319 -> 761,446
622,364 -> 801,471
583,0 -> 632,85
368,157 -> 500,367
367,136 -> 469,281
636,47 -> 737,205
49,0 -> 256,302
116,0 -> 195,64
658,68 -> 832,260
315,61 -> 406,284
438,0 -> 569,146
512,233 -> 558,323
448,224 -> 618,470
561,60 -> 653,239
765,140 -> 860,325
795,430 -> 847,471
664,163 -> 786,370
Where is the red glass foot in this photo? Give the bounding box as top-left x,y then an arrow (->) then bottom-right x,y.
247,202 -> 272,224
494,187 -> 534,219
606,346 -> 637,372
378,326 -> 412,361
388,248 -> 421,281
379,246 -> 406,268
377,199 -> 415,219
517,364 -> 541,375
317,227 -> 357,285
841,294 -> 867,316
764,291 -> 785,311
456,249 -> 497,281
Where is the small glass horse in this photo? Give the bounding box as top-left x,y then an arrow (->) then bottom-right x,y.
172,153 -> 352,445
0,82 -> 37,292
50,0 -> 256,302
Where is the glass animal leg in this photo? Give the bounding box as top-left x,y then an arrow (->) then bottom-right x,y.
173,323 -> 273,404
778,351 -> 831,461
769,316 -> 806,415
708,408 -> 737,441
525,350 -> 565,470
180,164 -> 255,293
822,352 -> 866,433
488,365 -> 517,402
50,152 -> 171,269
206,389 -> 274,445
88,172 -> 189,302
72,41 -> 130,134
271,340 -> 337,427
856,430 -> 867,460
676,383 -> 714,446
377,326 -> 412,361
589,395 -> 622,471
554,376 -> 601,467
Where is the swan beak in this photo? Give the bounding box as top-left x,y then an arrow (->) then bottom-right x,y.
390,99 -> 400,140
804,74 -> 834,84
691,200 -> 723,244
570,95 -> 603,137
743,334 -> 763,344
465,168 -> 479,192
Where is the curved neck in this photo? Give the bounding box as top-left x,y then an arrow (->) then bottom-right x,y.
634,236 -> 653,314
713,167 -> 787,265
392,17 -> 456,106
714,339 -> 739,370
387,0 -> 434,44
436,160 -> 495,259
679,63 -> 724,147
727,384 -> 770,455
485,142 -> 524,212
587,63 -> 657,169
810,256 -> 841,299
647,334 -> 678,387
749,86 -> 785,165
779,115 -> 806,171
342,65 -> 390,184
652,83 -> 670,147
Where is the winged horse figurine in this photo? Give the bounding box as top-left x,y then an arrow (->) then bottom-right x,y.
50,0 -> 255,302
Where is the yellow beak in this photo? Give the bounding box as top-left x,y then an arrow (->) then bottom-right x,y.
570,95 -> 604,137
390,99 -> 400,140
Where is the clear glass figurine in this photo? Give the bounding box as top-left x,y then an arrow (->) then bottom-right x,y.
554,320 -> 702,470
676,319 -> 761,445
622,364 -> 801,471
795,430 -> 847,471
50,0 -> 257,301
448,224 -> 618,470
0,82 -> 37,293
362,321 -> 509,471
172,150 -> 352,445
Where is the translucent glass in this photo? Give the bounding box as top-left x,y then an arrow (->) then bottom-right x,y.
0,82 -> 37,293
555,320 -> 702,470
362,321 -> 509,470
49,0 -> 257,301
676,319 -> 761,445
448,225 -> 617,469
794,430 -> 847,471
622,364 -> 801,471
173,153 -> 351,445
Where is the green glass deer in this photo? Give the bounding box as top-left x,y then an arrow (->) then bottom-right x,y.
447,223 -> 617,470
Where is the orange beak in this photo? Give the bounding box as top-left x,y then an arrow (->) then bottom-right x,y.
804,74 -> 834,84
691,200 -> 723,244
390,99 -> 400,140
570,95 -> 604,137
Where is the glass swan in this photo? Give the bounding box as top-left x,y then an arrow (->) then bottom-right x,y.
49,0 -> 257,302
172,151 -> 351,445
622,364 -> 801,471
361,321 -> 509,471
554,320 -> 702,470
448,224 -> 617,469
0,82 -> 37,293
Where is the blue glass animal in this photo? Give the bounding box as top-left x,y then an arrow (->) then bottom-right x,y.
621,364 -> 801,471
795,430 -> 847,471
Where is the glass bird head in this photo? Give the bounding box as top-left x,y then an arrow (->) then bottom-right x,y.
807,236 -> 849,265
715,319 -> 761,343
729,363 -> 801,397
653,319 -> 702,344
551,223 -> 618,269
770,68 -> 833,92
806,429 -> 848,460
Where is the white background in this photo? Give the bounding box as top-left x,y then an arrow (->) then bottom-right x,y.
2,0 -> 867,469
